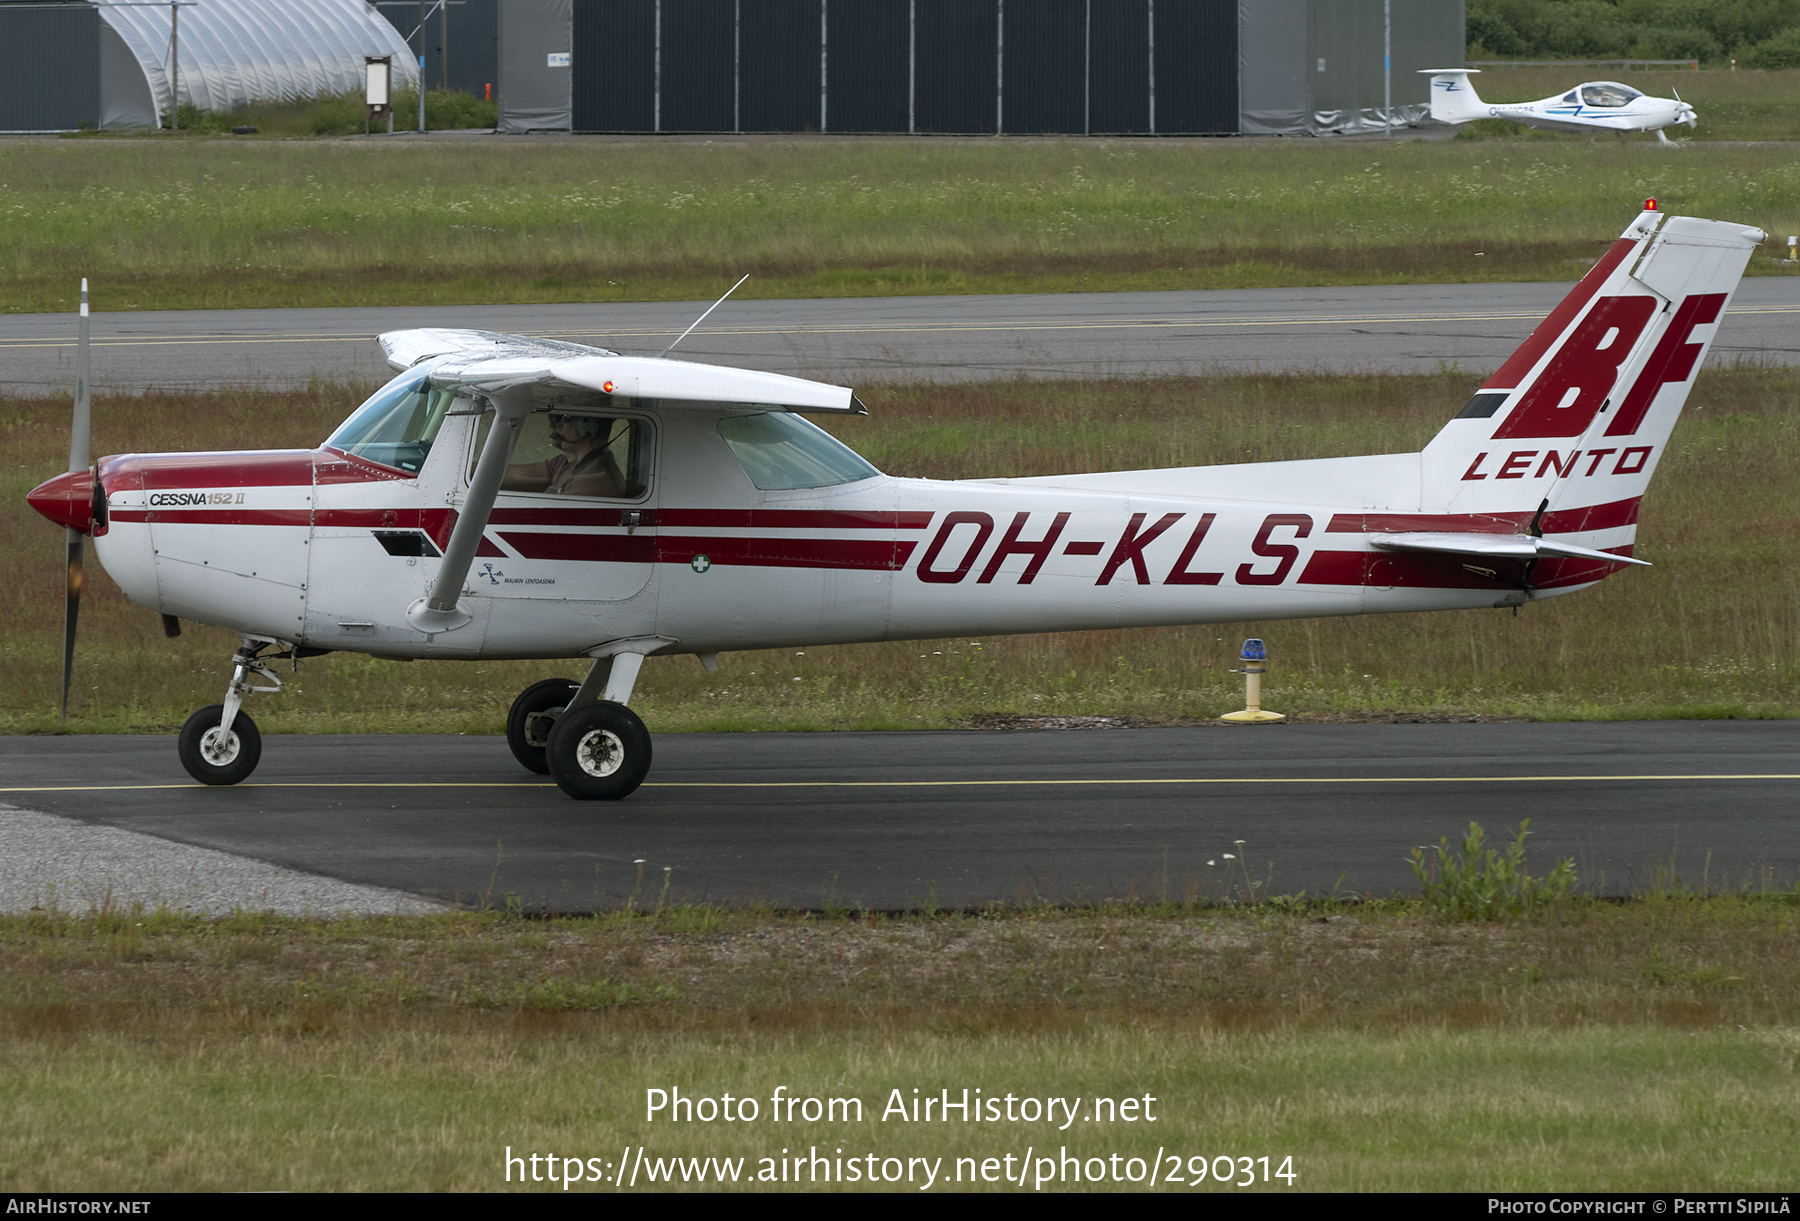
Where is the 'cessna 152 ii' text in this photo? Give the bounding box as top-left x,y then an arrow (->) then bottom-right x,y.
1424,68 -> 1698,142
27,207 -> 1762,799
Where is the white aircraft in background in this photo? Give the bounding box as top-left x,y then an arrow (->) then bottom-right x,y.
1423,69 -> 1698,143
28,206 -> 1762,800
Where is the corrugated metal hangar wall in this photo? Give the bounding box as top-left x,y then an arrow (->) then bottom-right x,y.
500,0 -> 1462,136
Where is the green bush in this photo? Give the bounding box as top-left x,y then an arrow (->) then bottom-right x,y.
1742,27 -> 1800,68
1409,820 -> 1576,920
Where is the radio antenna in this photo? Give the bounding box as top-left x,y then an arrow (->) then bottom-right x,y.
658,274 -> 749,358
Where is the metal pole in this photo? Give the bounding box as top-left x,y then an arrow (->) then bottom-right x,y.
996,0 -> 1003,134
418,0 -> 427,131
1147,0 -> 1155,135
169,1 -> 179,131
908,0 -> 915,134
440,0 -> 448,91
1383,0 -> 1391,136
819,0 -> 827,133
1084,0 -> 1090,136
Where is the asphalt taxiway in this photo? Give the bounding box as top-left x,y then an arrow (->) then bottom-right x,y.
2,279 -> 1796,394
2,722 -> 1794,912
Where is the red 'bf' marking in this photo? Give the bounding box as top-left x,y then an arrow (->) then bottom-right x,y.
1606,293 -> 1727,437
1493,295 -> 1656,439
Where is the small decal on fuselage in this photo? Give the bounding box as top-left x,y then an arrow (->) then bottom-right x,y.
148,491 -> 246,507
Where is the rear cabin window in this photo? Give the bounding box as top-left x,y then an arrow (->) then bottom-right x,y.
717,411 -> 879,490
325,371 -> 457,473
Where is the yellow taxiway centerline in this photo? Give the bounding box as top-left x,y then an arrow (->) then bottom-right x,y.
3,773 -> 1798,794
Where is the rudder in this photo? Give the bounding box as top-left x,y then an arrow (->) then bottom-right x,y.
1418,207 -> 1764,563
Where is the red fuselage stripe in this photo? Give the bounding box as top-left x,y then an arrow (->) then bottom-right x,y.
1300,547 -> 1634,590
1324,497 -> 1641,537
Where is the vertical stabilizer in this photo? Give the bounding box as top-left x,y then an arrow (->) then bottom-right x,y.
1417,208 -> 1763,567
1421,69 -> 1487,124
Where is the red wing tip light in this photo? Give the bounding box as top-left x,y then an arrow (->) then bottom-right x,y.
1644,198 -> 1657,211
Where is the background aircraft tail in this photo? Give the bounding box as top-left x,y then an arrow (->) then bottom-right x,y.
1421,69 -> 1487,124
1416,208 -> 1764,563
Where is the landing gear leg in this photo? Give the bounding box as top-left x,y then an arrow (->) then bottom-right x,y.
545,652 -> 652,800
177,637 -> 281,786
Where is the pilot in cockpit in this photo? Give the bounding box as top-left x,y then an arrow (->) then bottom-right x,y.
501,412 -> 625,497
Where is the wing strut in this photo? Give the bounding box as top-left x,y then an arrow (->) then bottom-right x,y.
405,389 -> 533,635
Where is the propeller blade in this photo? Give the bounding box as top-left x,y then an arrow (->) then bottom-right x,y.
62,528 -> 84,719
71,278 -> 90,470
61,278 -> 92,721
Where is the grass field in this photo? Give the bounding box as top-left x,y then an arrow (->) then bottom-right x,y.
7,368 -> 1798,734
2,897 -> 1796,1191
5,122 -> 1800,314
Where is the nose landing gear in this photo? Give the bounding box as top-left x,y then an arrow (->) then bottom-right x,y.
177,637 -> 283,785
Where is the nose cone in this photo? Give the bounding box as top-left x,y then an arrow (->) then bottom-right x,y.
28,469 -> 94,534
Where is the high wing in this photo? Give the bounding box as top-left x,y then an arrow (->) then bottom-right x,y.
379,328 -> 867,414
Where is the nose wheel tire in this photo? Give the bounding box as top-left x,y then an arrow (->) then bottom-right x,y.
177,704 -> 263,786
545,700 -> 652,800
505,678 -> 580,775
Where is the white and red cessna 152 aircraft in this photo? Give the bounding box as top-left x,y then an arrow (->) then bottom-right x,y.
1424,69 -> 1699,143
27,206 -> 1763,800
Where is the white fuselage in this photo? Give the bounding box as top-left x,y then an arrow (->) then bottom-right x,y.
91,402 -> 1639,664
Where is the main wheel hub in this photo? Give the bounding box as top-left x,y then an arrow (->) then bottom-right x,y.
200,727 -> 240,766
574,729 -> 625,778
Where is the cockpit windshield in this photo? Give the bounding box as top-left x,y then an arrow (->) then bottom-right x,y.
325,368 -> 459,473
717,411 -> 880,490
1579,82 -> 1641,107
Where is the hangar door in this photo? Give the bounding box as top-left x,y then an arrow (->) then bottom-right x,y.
571,0 -> 1239,135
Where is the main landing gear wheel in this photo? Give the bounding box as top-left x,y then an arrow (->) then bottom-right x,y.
177,704 -> 263,786
545,700 -> 652,800
505,678 -> 580,775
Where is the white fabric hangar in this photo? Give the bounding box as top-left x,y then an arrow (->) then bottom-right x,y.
0,0 -> 420,131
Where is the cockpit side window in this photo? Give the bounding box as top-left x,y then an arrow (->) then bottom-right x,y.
325,370 -> 458,473
478,408 -> 654,500
1580,83 -> 1639,107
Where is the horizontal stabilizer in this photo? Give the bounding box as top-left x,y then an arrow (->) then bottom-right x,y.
1369,532 -> 1649,567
